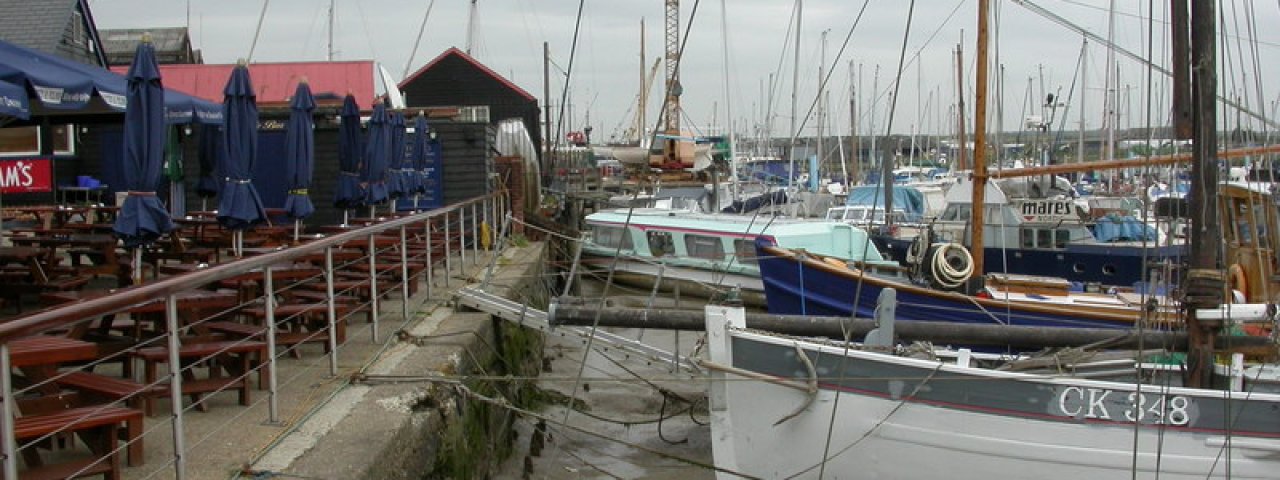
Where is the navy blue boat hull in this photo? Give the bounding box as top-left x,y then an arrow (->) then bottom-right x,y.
877,235 -> 1185,287
755,238 -> 1138,329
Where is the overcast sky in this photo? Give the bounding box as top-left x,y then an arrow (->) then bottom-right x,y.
89,0 -> 1280,141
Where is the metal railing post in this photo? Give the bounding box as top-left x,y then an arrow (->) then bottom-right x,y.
458,206 -> 468,268
1,344 -> 17,480
368,234 -> 381,343
443,211 -> 451,288
471,202 -> 479,265
324,247 -> 339,376
263,265 -> 279,423
482,196 -> 490,251
425,220 -> 433,297
400,226 -> 410,324
164,294 -> 187,479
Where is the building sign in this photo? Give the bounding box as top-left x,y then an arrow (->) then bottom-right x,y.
0,158 -> 52,193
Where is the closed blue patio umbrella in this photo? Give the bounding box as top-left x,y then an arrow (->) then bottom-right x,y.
283,81 -> 316,240
217,63 -> 267,256
411,112 -> 429,209
385,110 -> 408,213
114,38 -> 172,284
333,94 -> 362,223
361,101 -> 390,214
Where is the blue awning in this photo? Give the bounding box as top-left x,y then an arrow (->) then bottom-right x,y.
0,39 -> 220,124
0,79 -> 28,119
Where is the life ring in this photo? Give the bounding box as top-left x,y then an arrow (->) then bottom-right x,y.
1228,263 -> 1248,302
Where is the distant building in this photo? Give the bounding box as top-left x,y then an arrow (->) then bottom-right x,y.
111,61 -> 378,107
101,27 -> 202,66
0,0 -> 106,67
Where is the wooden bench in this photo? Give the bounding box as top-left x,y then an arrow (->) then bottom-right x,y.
287,290 -> 371,324
14,405 -> 143,480
132,341 -> 268,416
217,303 -> 353,354
53,372 -> 158,466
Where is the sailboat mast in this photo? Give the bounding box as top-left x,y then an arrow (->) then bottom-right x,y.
1184,0 -> 1222,389
970,0 -> 991,283
788,0 -> 802,190
327,0 -> 335,61
956,42 -> 968,171
639,18 -> 646,145
721,0 -> 736,198
1077,37 -> 1087,164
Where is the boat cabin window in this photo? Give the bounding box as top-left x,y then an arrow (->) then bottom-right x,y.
733,239 -> 757,265
592,225 -> 633,250
685,235 -> 726,260
1019,228 -> 1072,249
646,231 -> 675,257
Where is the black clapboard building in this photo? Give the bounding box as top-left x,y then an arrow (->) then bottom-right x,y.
400,48 -> 541,203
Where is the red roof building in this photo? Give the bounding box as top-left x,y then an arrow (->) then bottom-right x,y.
110,60 -> 377,106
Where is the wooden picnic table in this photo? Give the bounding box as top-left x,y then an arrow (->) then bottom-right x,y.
0,246 -> 53,284
10,233 -> 125,280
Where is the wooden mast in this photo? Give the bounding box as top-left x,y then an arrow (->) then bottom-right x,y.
969,0 -> 991,286
1183,0 -> 1222,388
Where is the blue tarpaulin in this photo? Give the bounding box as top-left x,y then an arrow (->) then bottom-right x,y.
844,185 -> 925,222
1092,215 -> 1159,243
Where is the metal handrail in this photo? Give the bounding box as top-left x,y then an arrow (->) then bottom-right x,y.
0,193 -> 500,343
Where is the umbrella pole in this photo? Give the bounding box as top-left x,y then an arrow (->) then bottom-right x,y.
414,194 -> 420,212
294,219 -> 301,243
368,206 -> 375,219
342,209 -> 349,225
201,198 -> 207,212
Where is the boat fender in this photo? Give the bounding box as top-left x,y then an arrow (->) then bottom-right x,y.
930,243 -> 974,290
1228,263 -> 1248,301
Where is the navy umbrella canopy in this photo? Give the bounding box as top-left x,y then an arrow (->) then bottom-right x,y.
283,81 -> 316,219
112,40 -> 173,248
216,64 -> 267,230
386,111 -> 408,200
361,102 -> 390,206
333,94 -> 363,209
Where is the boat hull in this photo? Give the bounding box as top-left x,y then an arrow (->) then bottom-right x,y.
707,309 -> 1280,479
580,255 -> 768,308
755,238 -> 1142,328
877,235 -> 1185,287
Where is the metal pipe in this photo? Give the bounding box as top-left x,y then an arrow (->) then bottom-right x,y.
1,344 -> 16,480
547,302 -> 1272,351
443,211 -> 452,288
458,206 -> 468,267
425,220 -> 434,298
164,294 -> 187,479
400,226 -> 410,324
263,265 -> 279,423
465,200 -> 476,264
324,247 -> 338,376
368,233 -> 380,343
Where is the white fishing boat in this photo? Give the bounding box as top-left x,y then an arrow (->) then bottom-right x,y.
701,302 -> 1280,480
